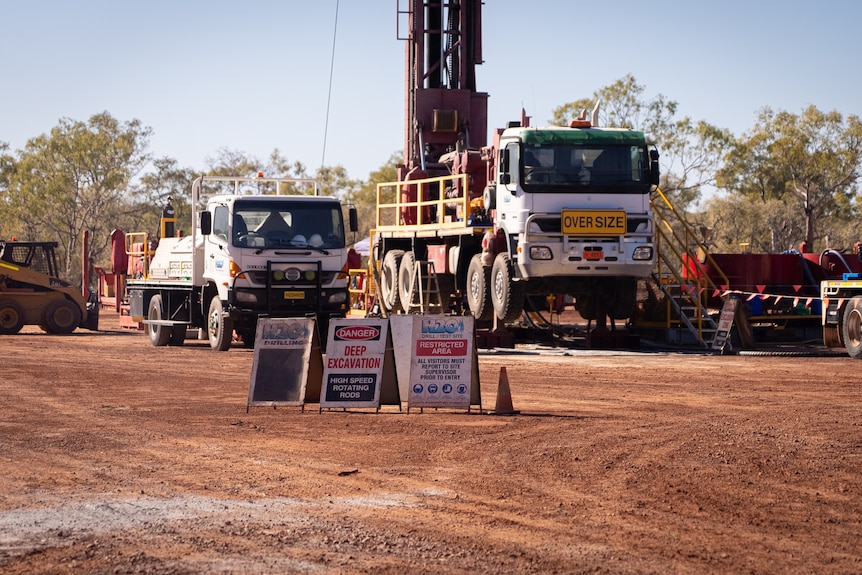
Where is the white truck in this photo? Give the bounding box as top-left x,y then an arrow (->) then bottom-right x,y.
374,1 -> 660,328
125,175 -> 357,351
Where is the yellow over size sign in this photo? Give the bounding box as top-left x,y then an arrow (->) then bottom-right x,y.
561,210 -> 626,236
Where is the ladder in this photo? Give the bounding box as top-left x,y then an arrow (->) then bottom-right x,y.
405,260 -> 444,314
651,187 -> 729,348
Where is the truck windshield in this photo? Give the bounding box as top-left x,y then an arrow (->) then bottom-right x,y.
232,201 -> 345,249
522,144 -> 649,191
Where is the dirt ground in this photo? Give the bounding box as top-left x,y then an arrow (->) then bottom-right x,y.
1,311 -> 861,575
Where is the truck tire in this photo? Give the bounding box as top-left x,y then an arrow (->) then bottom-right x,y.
169,325 -> 186,346
466,254 -> 493,321
609,277 -> 637,320
44,298 -> 81,335
0,299 -> 25,335
842,297 -> 862,359
398,251 -> 417,313
237,329 -> 256,349
491,252 -> 525,323
380,249 -> 404,313
207,296 -> 233,351
147,294 -> 171,346
575,294 -> 598,321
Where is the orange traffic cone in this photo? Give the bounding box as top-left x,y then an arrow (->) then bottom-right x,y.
491,366 -> 519,415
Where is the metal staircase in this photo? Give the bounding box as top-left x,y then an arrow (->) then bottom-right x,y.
650,187 -> 730,348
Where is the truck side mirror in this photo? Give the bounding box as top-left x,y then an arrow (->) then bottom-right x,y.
649,149 -> 660,186
348,206 -> 358,233
200,211 -> 212,235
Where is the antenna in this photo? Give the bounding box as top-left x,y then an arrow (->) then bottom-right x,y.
320,0 -> 339,172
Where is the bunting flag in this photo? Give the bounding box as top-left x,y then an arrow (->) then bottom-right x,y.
691,285 -> 828,311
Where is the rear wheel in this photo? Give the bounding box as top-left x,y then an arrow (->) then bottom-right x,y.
208,296 -> 233,351
398,251 -> 417,313
44,298 -> 81,335
609,278 -> 637,320
0,299 -> 25,335
466,254 -> 492,321
575,294 -> 598,321
147,294 -> 171,346
842,297 -> 862,359
238,328 -> 256,349
491,252 -> 525,323
380,249 -> 404,313
168,325 -> 186,346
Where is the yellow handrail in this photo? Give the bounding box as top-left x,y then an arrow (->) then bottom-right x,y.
376,174 -> 472,232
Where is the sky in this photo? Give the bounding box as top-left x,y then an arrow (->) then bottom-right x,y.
2,0 -> 860,183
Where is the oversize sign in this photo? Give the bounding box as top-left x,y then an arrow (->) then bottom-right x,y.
320,318 -> 399,410
407,315 -> 474,409
561,209 -> 626,236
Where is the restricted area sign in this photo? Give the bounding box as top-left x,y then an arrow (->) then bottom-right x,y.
407,315 -> 476,411
247,317 -> 323,410
320,318 -> 399,411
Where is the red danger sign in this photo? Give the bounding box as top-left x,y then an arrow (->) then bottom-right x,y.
415,339 -> 468,356
334,326 -> 381,341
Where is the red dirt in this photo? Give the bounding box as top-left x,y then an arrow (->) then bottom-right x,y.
1,312 -> 860,574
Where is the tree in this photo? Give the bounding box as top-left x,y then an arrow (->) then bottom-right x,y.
342,152 -> 401,241
3,112 -> 152,283
700,194 -> 803,254
550,75 -> 731,213
133,157 -> 197,237
716,106 -> 862,252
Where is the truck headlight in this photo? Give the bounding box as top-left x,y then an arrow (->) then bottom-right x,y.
327,291 -> 348,304
235,289 -> 259,304
632,246 -> 653,260
529,246 -> 553,260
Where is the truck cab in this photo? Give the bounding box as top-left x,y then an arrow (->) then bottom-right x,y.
127,176 -> 357,351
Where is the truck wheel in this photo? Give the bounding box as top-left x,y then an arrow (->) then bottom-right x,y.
466,254 -> 493,321
491,252 -> 525,323
238,329 -> 256,349
609,278 -> 637,320
0,299 -> 25,334
169,325 -> 186,346
147,294 -> 171,346
380,249 -> 404,313
44,299 -> 82,335
842,298 -> 862,359
575,294 -> 598,321
207,296 -> 233,351
398,251 -> 418,313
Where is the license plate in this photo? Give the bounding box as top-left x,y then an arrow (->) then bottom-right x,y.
561,210 -> 626,236
283,290 -> 304,300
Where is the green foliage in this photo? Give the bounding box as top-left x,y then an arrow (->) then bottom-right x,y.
1,112 -> 151,285
551,74 -> 731,217
716,106 -> 862,251
343,152 -> 401,241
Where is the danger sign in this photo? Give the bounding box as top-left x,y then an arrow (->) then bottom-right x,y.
320,318 -> 399,411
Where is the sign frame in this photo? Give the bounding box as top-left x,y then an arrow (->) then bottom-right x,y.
247,317 -> 323,410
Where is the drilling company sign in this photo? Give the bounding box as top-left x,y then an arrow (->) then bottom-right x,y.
408,315 -> 474,409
